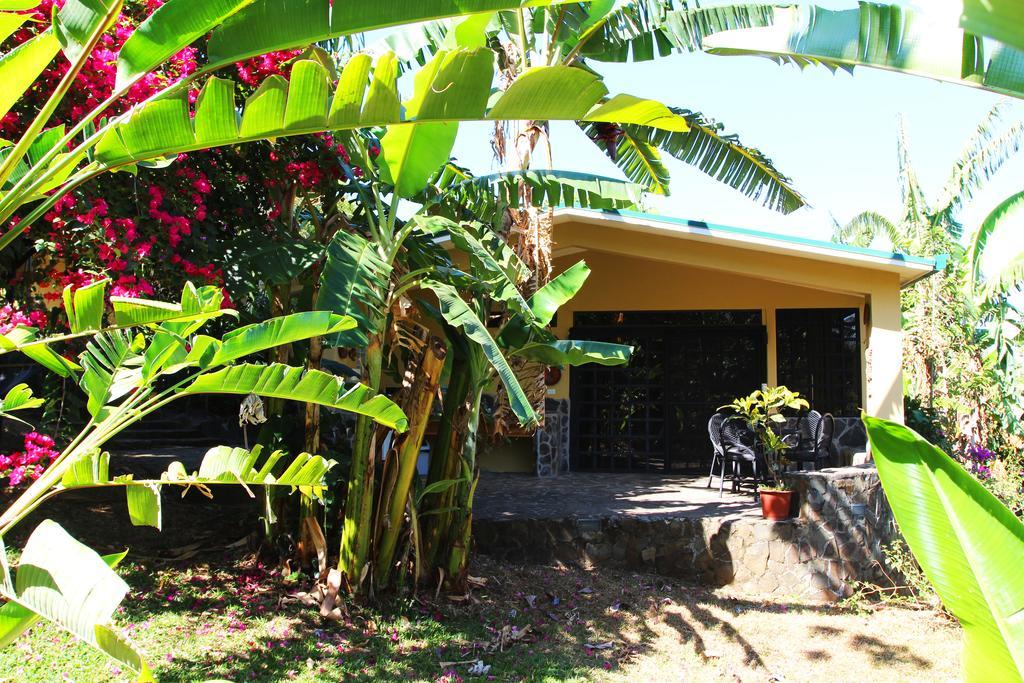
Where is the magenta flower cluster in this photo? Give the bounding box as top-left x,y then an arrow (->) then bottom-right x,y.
0,305 -> 47,335
965,444 -> 996,480
0,432 -> 58,488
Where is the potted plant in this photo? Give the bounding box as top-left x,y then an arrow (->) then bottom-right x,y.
722,386 -> 809,520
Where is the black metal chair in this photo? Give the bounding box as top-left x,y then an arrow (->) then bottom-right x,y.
716,416 -> 762,498
706,413 -> 727,489
786,411 -> 835,470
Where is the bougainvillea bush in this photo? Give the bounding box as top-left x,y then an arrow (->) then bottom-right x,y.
0,1 -> 356,467
0,431 -> 58,488
1,0 -> 350,324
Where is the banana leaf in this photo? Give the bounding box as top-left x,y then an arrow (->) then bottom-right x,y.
703,4 -> 1024,100
93,51 -> 688,168
512,339 -> 632,367
0,521 -> 152,680
59,445 -> 339,530
181,363 -> 408,431
864,415 -> 1024,681
315,230 -> 392,348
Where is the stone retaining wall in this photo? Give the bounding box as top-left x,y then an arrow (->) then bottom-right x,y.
474,465 -> 896,601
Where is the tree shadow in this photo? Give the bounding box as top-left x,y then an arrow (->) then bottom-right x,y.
849,633 -> 932,668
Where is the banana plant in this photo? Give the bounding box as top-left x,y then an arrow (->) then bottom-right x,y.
413,242 -> 632,587
0,443 -> 341,680
0,279 -> 406,678
864,415 -> 1024,682
0,0 -> 699,254
277,98 -> 647,590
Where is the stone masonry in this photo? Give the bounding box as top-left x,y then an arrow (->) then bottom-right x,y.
535,399 -> 570,477
474,465 -> 895,601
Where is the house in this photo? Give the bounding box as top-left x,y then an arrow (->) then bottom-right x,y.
478,208 -> 944,476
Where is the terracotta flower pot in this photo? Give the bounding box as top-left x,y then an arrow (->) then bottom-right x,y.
759,489 -> 793,521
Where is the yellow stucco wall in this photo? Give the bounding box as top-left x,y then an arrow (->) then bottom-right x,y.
549,219 -> 905,419
481,218 -> 907,473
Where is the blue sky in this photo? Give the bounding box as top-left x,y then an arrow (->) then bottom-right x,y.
449,14 -> 1024,276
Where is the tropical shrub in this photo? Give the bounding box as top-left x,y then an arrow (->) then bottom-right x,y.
0,279 -> 406,677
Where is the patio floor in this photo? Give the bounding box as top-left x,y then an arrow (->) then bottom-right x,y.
474,472 -> 761,522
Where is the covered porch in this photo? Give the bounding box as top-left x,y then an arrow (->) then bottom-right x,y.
475,471 -> 760,522
478,208 -> 941,476
472,466 -> 895,601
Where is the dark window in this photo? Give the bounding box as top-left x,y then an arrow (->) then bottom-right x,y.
574,309 -> 762,328
570,310 -> 766,472
776,308 -> 862,417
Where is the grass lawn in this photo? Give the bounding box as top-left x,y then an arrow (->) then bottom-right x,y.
0,552 -> 959,682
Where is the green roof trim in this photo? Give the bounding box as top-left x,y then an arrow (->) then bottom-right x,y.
567,208 -> 944,272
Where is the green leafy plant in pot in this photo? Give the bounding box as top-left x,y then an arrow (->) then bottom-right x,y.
722,386 -> 808,520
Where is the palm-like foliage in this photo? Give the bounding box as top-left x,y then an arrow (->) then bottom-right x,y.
833,110 -> 1024,446
834,109 -> 1021,258
371,2 -> 806,213
865,416 -> 1024,681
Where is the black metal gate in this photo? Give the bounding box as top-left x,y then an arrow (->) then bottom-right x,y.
570,313 -> 767,473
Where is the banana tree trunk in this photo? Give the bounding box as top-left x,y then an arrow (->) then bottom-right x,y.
297,333 -> 324,566
339,336 -> 384,593
444,387 -> 484,590
304,334 -> 323,453
421,351 -> 473,570
263,282 -> 292,545
374,338 -> 446,587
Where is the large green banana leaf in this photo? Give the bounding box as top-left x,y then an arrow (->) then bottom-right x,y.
582,107 -> 806,213
211,311 -> 355,365
961,0 -> 1024,53
0,30 -> 59,122
204,0 -> 583,70
528,260 -> 590,326
114,0 -> 253,89
864,415 -> 1024,681
571,2 -> 777,62
377,3 -> 777,68
79,330 -> 141,418
377,49 -> 492,197
442,220 -> 534,321
512,339 -> 632,366
62,278 -> 107,334
0,521 -> 152,680
427,168 -> 646,216
967,189 -> 1024,296
496,260 -> 593,351
0,325 -> 82,377
424,280 -> 537,427
93,50 -> 688,168
0,12 -> 28,44
111,282 -> 233,327
316,230 -> 393,348
181,363 -> 408,431
58,445 -> 338,530
702,4 -> 1024,100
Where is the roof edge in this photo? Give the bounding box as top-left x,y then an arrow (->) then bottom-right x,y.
553,208 -> 943,284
